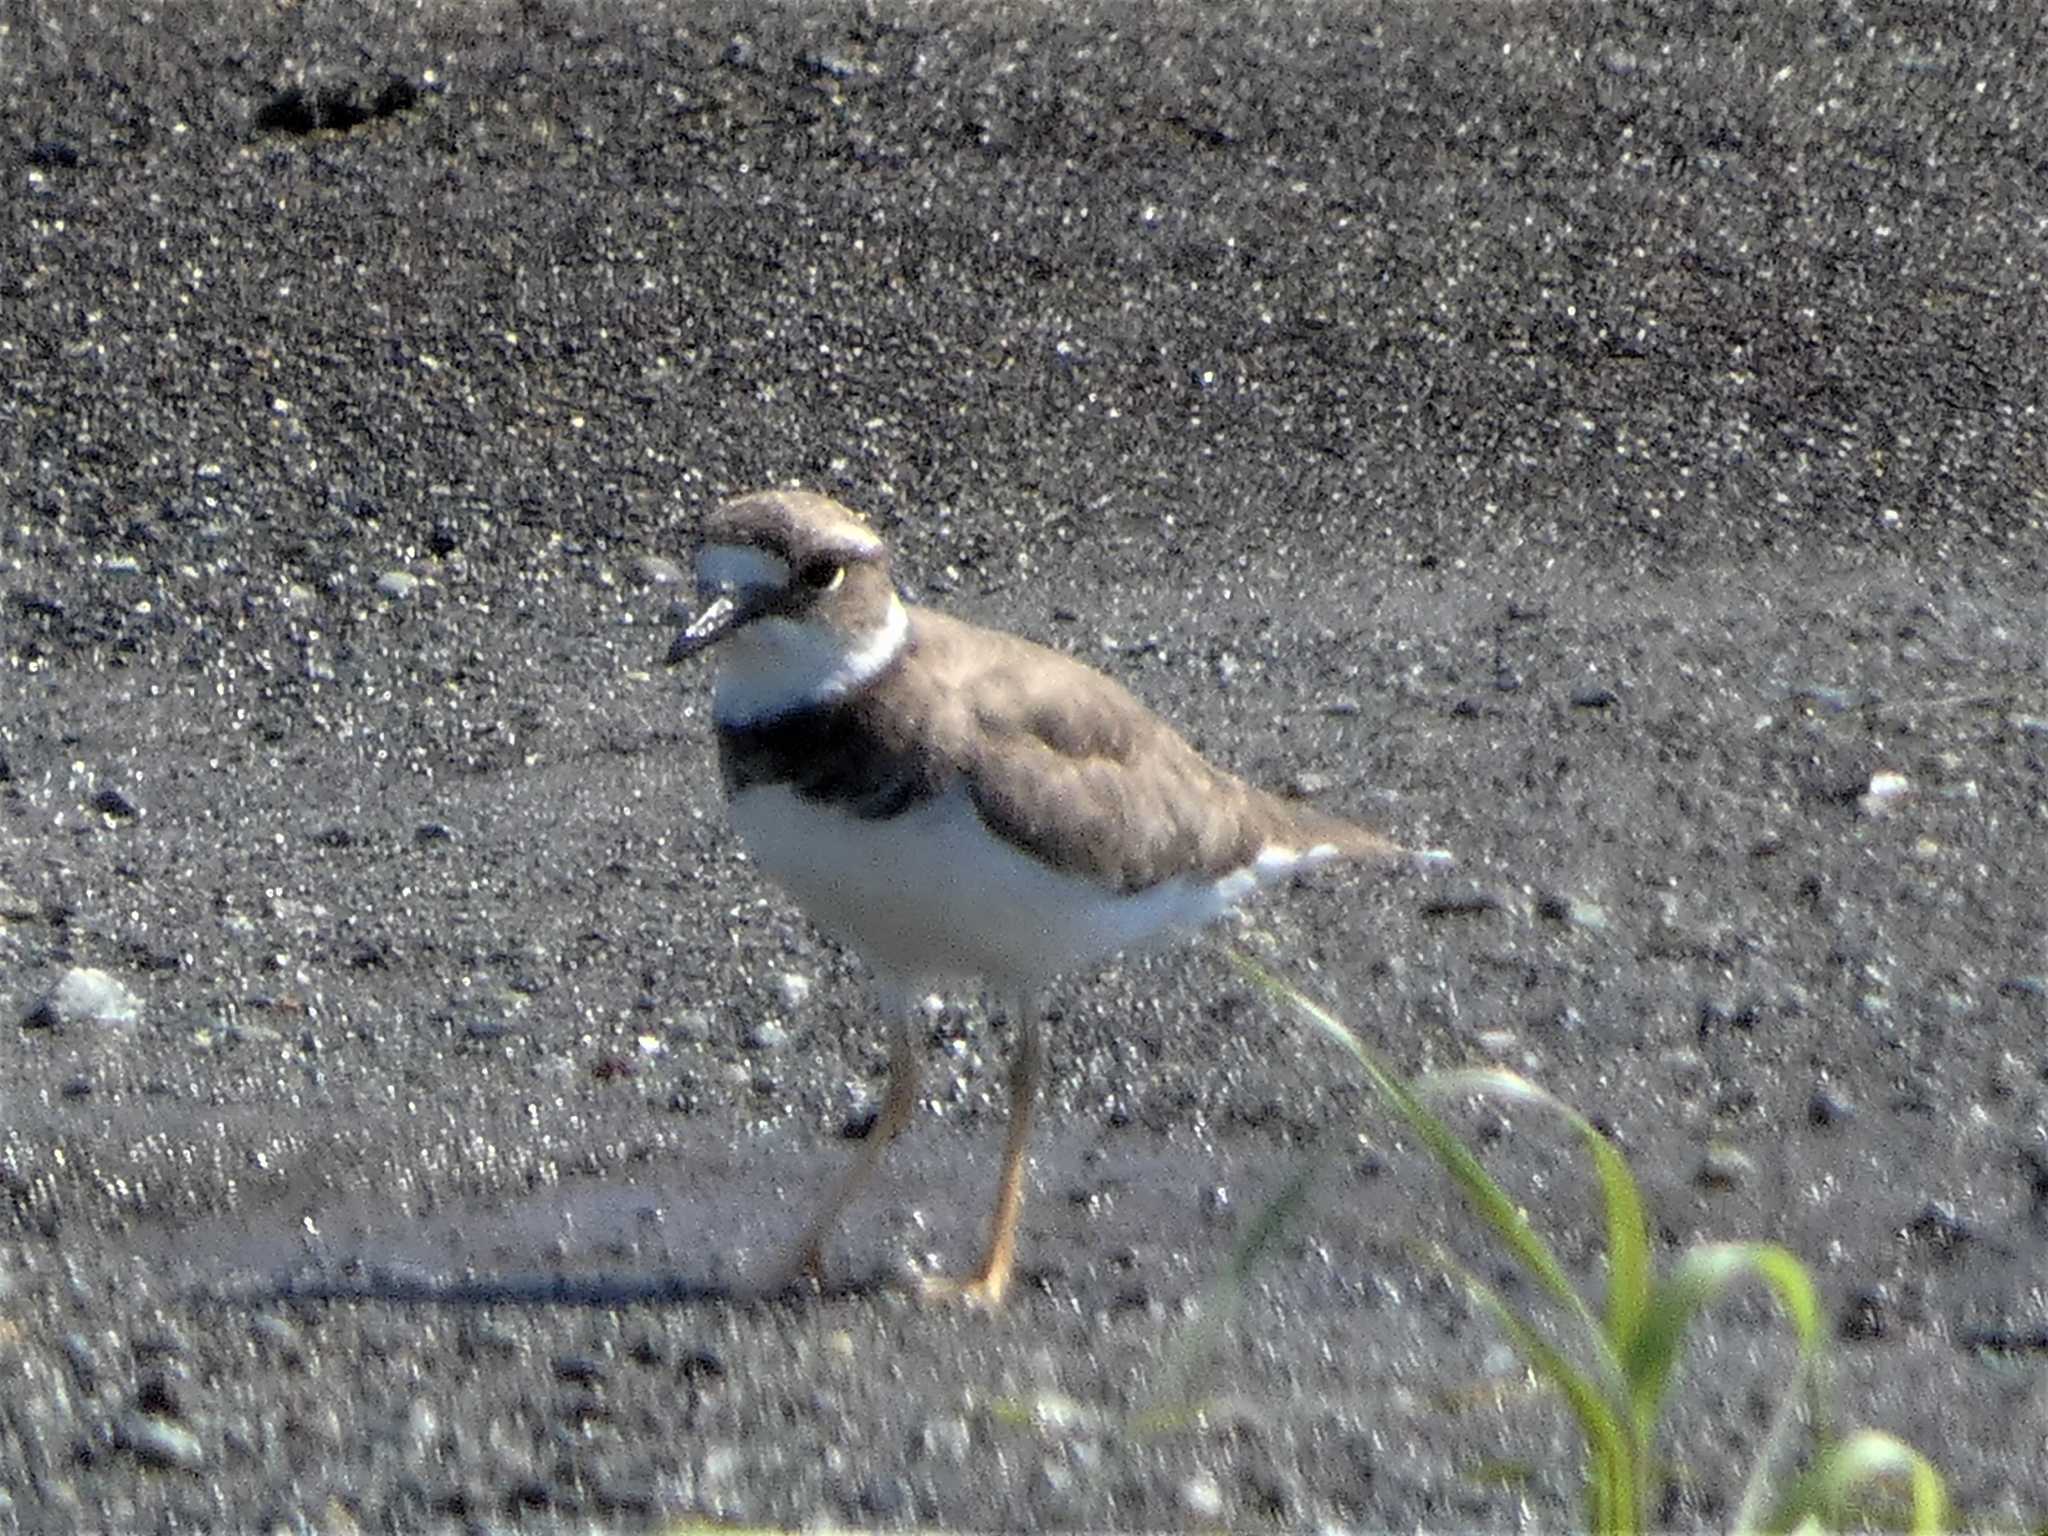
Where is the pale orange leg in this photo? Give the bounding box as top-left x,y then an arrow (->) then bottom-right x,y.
769,1005 -> 922,1293
920,992 -> 1042,1309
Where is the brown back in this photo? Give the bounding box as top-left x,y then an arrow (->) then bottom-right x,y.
720,607 -> 1393,894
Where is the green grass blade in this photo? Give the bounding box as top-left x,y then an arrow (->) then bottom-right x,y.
1731,1332 -> 1829,1536
1132,1151 -> 1328,1433
1621,1240 -> 1826,1531
1433,1244 -> 1642,1533
1229,950 -> 1619,1378
1223,949 -> 1956,1536
1754,1428 -> 1952,1535
1420,1068 -> 1653,1369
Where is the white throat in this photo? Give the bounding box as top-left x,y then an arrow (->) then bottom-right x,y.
712,593 -> 909,726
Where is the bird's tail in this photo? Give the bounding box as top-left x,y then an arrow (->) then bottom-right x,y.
1283,801 -> 1451,872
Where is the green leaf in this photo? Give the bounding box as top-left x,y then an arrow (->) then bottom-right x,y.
1219,947 -> 1953,1536
1432,1244 -> 1641,1533
1756,1428 -> 1952,1535
1626,1242 -> 1823,1453
1228,951 -> 1621,1388
1419,1068 -> 1652,1367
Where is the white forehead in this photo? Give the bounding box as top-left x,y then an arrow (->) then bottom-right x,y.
698,543 -> 791,591
831,520 -> 885,556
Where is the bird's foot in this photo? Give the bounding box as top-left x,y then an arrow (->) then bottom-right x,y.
915,1264 -> 1013,1310
759,1241 -> 826,1299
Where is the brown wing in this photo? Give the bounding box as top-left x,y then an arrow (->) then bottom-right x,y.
903,609 -> 1392,894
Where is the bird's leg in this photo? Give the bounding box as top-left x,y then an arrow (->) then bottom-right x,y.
921,991 -> 1041,1308
769,1002 -> 922,1294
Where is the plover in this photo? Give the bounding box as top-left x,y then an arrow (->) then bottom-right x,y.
670,489 -> 1407,1306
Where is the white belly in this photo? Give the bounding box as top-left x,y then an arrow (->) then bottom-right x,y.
727,783 -> 1264,990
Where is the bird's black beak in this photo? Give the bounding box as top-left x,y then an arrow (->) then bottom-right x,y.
666,590 -> 746,664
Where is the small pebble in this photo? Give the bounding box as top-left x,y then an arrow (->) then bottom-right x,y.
656,1008 -> 710,1046
745,1019 -> 789,1051
1420,885 -> 1507,919
1571,683 -> 1620,708
1908,1201 -> 1972,1254
459,1321 -> 521,1358
678,1346 -> 726,1380
633,554 -> 685,586
250,1315 -> 303,1359
776,972 -> 812,1010
1696,1144 -> 1755,1190
1715,1081 -> 1760,1116
132,1326 -> 190,1361
1179,1471 -> 1225,1521
375,570 -> 418,601
136,1370 -> 187,1418
1698,998 -> 1759,1031
115,1413 -> 205,1471
1807,1088 -> 1854,1127
1792,684 -> 1855,713
92,787 -> 140,819
552,1354 -> 606,1385
24,968 -> 143,1030
1859,770 -> 1911,815
1537,892 -> 1609,932
1839,1285 -> 1891,1342
803,46 -> 864,80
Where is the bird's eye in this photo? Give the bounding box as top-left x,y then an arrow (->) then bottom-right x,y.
800,561 -> 844,593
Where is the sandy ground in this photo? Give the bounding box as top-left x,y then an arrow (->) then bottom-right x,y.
3,0 -> 2045,1528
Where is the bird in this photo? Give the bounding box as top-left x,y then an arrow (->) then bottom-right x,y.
669,488 -> 1409,1306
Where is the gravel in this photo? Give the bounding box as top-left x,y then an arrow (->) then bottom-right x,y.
1,0 -> 2042,1530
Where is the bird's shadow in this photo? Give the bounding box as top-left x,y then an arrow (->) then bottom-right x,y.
206,1260 -> 901,1311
